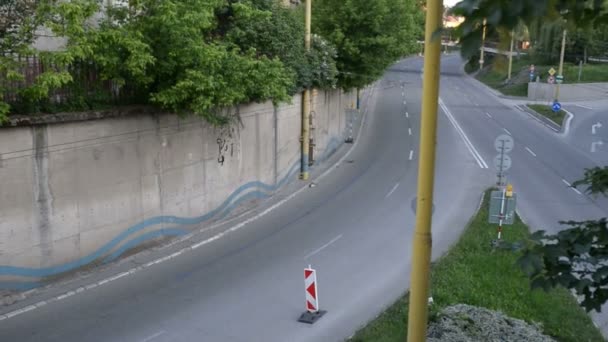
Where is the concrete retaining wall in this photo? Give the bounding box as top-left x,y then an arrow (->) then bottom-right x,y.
0,89 -> 355,289
528,82 -> 608,101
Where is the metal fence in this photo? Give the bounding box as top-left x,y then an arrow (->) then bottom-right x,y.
1,54 -> 135,111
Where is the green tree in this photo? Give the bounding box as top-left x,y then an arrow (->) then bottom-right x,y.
312,0 -> 421,90
0,0 -> 98,121
218,0 -> 338,94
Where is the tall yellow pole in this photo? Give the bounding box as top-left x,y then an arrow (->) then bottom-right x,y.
407,0 -> 442,341
554,28 -> 567,102
507,30 -> 514,81
479,18 -> 487,71
301,0 -> 312,180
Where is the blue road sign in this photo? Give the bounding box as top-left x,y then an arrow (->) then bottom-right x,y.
552,101 -> 562,112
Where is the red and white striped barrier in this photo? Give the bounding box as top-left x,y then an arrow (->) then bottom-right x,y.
298,266 -> 326,324
305,267 -> 319,312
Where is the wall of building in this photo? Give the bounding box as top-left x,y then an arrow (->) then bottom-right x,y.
0,89 -> 355,289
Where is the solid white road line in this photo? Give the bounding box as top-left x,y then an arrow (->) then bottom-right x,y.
485,112 -> 492,118
439,98 -> 488,169
503,128 -> 512,135
525,147 -> 537,157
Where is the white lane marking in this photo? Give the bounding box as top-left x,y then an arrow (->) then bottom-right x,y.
439,98 -> 488,169
562,179 -> 582,195
142,330 -> 167,342
485,112 -> 492,118
402,91 -> 405,97
409,150 -> 414,160
408,128 -> 412,135
304,235 -> 343,259
525,147 -> 537,157
0,81 -> 380,324
575,104 -> 593,110
386,183 -> 400,198
403,100 -> 407,105
406,112 -> 409,118
503,128 -> 512,135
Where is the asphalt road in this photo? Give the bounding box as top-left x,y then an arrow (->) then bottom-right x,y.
3,54 -> 607,341
0,56 -> 490,342
437,55 -> 608,337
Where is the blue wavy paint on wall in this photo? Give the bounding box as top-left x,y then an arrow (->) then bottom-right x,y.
0,137 -> 342,288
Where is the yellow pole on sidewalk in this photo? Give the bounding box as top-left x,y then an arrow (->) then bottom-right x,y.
554,28 -> 567,102
507,30 -> 514,81
301,0 -> 312,180
407,0 -> 442,341
479,18 -> 487,71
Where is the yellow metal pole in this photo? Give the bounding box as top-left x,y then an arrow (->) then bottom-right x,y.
507,31 -> 514,81
554,28 -> 567,102
301,0 -> 312,180
479,18 -> 487,71
407,0 -> 442,341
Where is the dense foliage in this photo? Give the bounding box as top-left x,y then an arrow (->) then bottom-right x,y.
1,0 -> 421,124
313,0 -> 422,90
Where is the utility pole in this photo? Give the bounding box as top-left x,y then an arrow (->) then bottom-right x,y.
507,30 -> 514,81
554,28 -> 567,102
300,0 -> 311,180
479,18 -> 487,71
407,0 -> 442,341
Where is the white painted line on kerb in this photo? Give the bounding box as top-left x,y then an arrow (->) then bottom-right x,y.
386,183 -> 400,198
304,235 -> 343,259
439,98 -> 488,169
485,112 -> 492,118
503,128 -> 512,135
561,179 -> 582,195
525,147 -> 537,157
409,150 -> 414,160
408,128 -> 412,135
562,179 -> 583,195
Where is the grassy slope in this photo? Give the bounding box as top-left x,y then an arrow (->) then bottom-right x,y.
350,190 -> 603,342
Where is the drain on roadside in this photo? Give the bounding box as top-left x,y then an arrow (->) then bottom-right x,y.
346,160 -> 355,164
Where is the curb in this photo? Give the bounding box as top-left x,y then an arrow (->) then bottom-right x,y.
515,104 -> 573,134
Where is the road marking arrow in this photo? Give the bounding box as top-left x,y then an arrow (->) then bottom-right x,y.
591,140 -> 604,153
592,122 -> 603,135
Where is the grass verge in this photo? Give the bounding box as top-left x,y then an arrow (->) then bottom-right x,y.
527,104 -> 566,126
472,54 -> 608,97
350,190 -> 603,342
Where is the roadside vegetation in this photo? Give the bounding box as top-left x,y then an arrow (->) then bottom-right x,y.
350,190 -> 603,342
527,104 -> 566,126
0,0 -> 423,123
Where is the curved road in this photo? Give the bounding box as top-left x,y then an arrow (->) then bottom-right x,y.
0,56 -> 490,341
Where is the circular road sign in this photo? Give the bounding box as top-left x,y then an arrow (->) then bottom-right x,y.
493,154 -> 512,172
494,134 -> 514,153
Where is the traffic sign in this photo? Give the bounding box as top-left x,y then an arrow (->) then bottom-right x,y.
548,75 -> 556,84
548,67 -> 556,76
493,154 -> 512,172
556,75 -> 564,84
552,101 -> 562,112
494,134 -> 514,153
489,191 -> 517,225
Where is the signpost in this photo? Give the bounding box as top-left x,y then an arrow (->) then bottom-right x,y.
556,75 -> 564,84
489,135 -> 517,244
